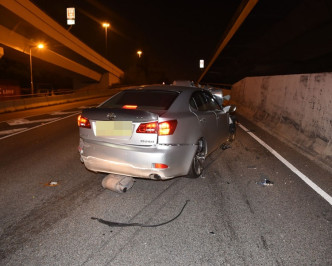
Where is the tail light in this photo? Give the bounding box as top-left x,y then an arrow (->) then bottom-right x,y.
136,120 -> 177,135
136,122 -> 158,134
77,114 -> 91,128
158,120 -> 177,135
122,105 -> 137,109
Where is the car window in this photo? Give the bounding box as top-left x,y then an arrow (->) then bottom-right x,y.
100,90 -> 179,110
190,91 -> 221,111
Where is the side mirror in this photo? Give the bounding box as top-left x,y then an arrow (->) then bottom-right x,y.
223,95 -> 231,101
210,88 -> 223,106
209,88 -> 231,105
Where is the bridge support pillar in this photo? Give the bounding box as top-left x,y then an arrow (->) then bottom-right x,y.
100,72 -> 121,88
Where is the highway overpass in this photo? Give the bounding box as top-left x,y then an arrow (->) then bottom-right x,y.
0,0 -> 124,89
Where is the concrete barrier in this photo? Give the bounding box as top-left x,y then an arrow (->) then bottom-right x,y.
231,72 -> 332,171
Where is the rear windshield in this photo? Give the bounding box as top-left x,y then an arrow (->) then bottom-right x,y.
100,90 -> 179,110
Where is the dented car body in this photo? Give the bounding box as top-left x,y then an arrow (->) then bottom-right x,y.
78,84 -> 234,180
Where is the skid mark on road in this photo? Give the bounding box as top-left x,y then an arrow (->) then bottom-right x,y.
0,177 -> 103,262
83,178 -> 189,265
239,123 -> 332,206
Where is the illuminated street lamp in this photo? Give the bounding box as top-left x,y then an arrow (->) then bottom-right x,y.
137,50 -> 143,58
29,43 -> 44,95
102,22 -> 110,58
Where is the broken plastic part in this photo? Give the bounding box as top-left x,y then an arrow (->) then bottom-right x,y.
91,200 -> 190,228
44,181 -> 59,187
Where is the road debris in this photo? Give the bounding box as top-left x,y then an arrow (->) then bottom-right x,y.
221,143 -> 231,150
256,178 -> 274,187
102,174 -> 134,193
91,200 -> 190,228
44,181 -> 59,187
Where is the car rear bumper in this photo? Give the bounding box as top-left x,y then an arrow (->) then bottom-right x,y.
78,138 -> 197,180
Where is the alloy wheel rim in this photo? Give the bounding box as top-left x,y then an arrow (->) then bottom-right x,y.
194,140 -> 205,175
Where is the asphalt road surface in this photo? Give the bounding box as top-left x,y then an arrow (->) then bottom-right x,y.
0,98 -> 331,265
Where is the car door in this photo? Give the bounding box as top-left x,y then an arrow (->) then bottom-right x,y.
213,101 -> 229,145
200,91 -> 229,147
190,91 -> 220,153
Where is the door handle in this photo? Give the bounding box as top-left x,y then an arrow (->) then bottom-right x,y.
199,118 -> 206,123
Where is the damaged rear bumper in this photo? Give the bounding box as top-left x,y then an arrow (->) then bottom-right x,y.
78,138 -> 196,180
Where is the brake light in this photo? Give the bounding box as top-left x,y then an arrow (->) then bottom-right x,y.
122,105 -> 138,109
136,120 -> 177,135
136,122 -> 158,133
77,114 -> 91,128
158,120 -> 177,135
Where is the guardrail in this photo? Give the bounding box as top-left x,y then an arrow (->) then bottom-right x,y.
0,87 -> 121,113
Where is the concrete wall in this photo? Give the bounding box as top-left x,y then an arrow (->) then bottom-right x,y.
231,72 -> 332,170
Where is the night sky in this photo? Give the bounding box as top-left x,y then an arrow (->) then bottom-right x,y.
30,0 -> 241,82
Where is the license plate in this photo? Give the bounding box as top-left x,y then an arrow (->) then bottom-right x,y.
95,121 -> 132,137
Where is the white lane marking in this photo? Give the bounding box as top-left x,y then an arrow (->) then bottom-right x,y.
51,111 -> 80,115
0,128 -> 29,136
239,123 -> 332,206
0,112 -> 80,140
7,118 -> 58,126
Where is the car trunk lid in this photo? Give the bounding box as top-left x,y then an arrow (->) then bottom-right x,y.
80,108 -> 159,145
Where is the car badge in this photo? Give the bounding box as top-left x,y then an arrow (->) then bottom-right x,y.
107,113 -> 116,120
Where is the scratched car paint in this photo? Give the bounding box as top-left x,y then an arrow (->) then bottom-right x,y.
78,82 -> 235,180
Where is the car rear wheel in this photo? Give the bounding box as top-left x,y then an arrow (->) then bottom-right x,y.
188,139 -> 206,178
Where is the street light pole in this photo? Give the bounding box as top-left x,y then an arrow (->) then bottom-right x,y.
29,43 -> 44,95
29,47 -> 34,95
102,22 -> 110,58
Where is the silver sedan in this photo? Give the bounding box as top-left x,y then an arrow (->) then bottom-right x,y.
78,83 -> 235,180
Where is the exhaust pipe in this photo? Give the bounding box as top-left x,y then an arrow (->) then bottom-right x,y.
149,174 -> 161,180
102,174 -> 134,193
